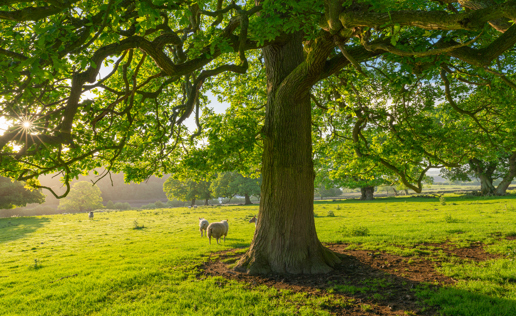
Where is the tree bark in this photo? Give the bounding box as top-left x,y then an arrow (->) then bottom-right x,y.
360,186 -> 375,200
244,193 -> 253,205
191,198 -> 196,207
479,174 -> 496,195
235,32 -> 339,275
495,152 -> 516,195
470,159 -> 497,195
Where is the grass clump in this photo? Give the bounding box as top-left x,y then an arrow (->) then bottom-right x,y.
440,196 -> 447,206
133,220 -> 145,230
341,225 -> 369,237
444,214 -> 460,223
327,210 -> 335,217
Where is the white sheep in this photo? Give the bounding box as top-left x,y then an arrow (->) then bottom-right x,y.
88,211 -> 94,220
249,215 -> 257,227
199,217 -> 209,237
207,219 -> 229,244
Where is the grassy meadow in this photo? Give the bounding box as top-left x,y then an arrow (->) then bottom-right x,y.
1,194 -> 516,315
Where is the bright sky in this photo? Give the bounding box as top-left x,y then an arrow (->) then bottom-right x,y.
0,117 -> 6,136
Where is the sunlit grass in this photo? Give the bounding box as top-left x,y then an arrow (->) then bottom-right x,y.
1,194 -> 516,315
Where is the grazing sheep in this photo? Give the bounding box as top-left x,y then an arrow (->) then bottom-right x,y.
193,205 -> 198,209
199,218 -> 209,237
249,215 -> 257,227
207,220 -> 229,244
88,211 -> 94,220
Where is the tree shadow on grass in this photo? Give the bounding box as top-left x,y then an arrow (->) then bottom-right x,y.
0,216 -> 50,244
200,243 -> 516,315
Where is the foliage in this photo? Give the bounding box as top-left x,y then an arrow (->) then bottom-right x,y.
210,172 -> 261,201
3,0 -> 516,274
0,0 -> 514,194
0,177 -> 45,209
314,183 -> 342,199
163,178 -> 211,203
57,182 -> 104,212
106,201 -> 115,209
113,202 -> 132,210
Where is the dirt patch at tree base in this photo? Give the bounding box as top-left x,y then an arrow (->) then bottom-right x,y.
199,242 -> 499,315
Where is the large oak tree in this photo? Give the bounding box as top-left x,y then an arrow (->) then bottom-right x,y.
2,0 -> 516,274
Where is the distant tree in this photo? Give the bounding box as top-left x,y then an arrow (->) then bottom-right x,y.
210,173 -> 238,203
0,177 -> 45,209
163,178 -> 211,206
58,182 -> 104,212
210,172 -> 261,205
106,200 -> 115,209
314,183 -> 342,200
441,153 -> 516,196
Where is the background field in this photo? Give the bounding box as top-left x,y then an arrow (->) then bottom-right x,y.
1,194 -> 516,315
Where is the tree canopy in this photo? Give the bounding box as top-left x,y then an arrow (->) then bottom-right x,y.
57,181 -> 104,212
2,0 -> 516,274
163,177 -> 211,205
0,176 -> 45,209
210,172 -> 261,204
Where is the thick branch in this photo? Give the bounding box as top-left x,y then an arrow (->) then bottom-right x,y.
340,2 -> 516,31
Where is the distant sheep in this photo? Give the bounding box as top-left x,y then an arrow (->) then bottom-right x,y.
199,218 -> 209,237
88,211 -> 94,220
207,220 -> 229,244
193,205 -> 198,209
249,215 -> 257,227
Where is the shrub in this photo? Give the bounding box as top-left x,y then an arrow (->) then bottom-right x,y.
114,202 -> 131,210
166,200 -> 184,207
327,211 -> 335,217
341,225 -> 370,236
444,214 -> 459,223
141,203 -> 156,209
106,201 -> 115,209
439,196 -> 446,206
349,226 -> 369,236
154,200 -> 165,208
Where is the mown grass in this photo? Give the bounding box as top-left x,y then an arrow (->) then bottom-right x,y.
1,194 -> 516,315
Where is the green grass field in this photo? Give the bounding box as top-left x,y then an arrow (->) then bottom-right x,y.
1,194 -> 516,315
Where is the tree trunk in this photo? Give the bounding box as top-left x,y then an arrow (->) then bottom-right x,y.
479,174 -> 496,195
392,188 -> 398,196
495,152 -> 516,196
470,159 -> 497,196
191,198 -> 196,207
404,189 -> 409,195
360,186 -> 374,200
244,193 -> 253,205
235,32 -> 339,275
204,198 -> 209,205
